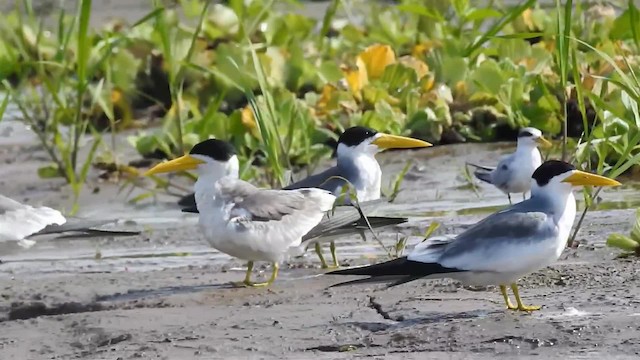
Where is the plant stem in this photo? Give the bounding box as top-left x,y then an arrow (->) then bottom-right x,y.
568,186 -> 602,247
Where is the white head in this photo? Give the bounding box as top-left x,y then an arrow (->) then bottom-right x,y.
517,127 -> 552,149
144,139 -> 239,181
335,126 -> 432,163
530,160 -> 620,199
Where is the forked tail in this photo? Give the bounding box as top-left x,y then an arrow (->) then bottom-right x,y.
466,162 -> 494,184
326,256 -> 464,288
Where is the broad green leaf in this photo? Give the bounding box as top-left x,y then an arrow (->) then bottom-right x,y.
38,165 -> 62,179
630,208 -> 640,242
607,233 -> 640,252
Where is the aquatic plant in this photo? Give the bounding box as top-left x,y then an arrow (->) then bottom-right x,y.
607,208 -> 640,256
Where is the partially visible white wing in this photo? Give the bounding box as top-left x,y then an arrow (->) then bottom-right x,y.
0,195 -> 66,245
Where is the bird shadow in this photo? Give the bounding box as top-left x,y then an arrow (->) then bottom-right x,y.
95,282 -> 239,302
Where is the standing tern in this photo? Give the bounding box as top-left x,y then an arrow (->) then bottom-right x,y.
178,126 -> 431,269
467,127 -> 552,204
283,126 -> 431,267
144,139 -> 337,287
0,194 -> 139,249
327,160 -> 620,312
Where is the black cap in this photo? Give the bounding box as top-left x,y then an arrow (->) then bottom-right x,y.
517,127 -> 539,138
338,126 -> 378,147
189,139 -> 237,162
532,160 -> 575,186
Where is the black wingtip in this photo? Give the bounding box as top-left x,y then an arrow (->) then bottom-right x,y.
178,193 -> 197,208
326,256 -> 464,287
181,206 -> 199,214
328,275 -> 406,288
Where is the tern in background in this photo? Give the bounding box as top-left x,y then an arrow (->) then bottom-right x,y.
467,127 -> 552,204
327,160 -> 620,312
179,126 -> 431,269
0,194 -> 139,249
144,139 -> 337,287
283,126 -> 431,267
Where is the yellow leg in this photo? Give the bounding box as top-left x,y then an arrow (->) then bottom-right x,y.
230,261 -> 255,287
249,263 -> 279,287
329,241 -> 340,269
315,242 -> 330,269
500,285 -> 517,310
510,283 -> 541,312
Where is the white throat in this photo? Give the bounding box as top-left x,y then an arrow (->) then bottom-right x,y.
336,143 -> 381,201
530,180 -> 577,243
193,155 -> 239,213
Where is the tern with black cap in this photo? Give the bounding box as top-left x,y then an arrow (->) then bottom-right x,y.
283,126 -> 431,268
467,127 -> 552,204
327,160 -> 620,312
144,139 -> 337,287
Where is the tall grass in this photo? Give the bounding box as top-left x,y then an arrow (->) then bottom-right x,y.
557,0 -> 640,245
2,0 -> 101,213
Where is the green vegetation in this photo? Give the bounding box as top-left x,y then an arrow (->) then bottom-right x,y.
607,208 -> 640,256
1,0 -> 640,228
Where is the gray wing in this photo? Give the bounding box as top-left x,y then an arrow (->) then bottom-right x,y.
441,210 -> 549,258
408,202 -> 553,268
217,179 -> 308,221
284,166 -> 348,194
301,199 -> 400,241
489,153 -> 516,190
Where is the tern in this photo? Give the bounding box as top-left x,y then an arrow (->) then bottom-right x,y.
0,194 -> 140,249
178,126 -> 431,269
467,127 -> 552,204
144,139 -> 338,287
283,126 -> 430,267
327,160 -> 620,312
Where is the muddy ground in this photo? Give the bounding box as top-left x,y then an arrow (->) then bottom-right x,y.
2,114 -> 640,359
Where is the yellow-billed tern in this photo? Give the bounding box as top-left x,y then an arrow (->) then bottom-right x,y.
327,160 -> 620,312
283,126 -> 431,267
468,127 -> 552,204
144,139 -> 337,287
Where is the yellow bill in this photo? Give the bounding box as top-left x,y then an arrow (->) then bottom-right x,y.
562,170 -> 621,187
372,133 -> 432,149
535,136 -> 553,148
144,155 -> 204,176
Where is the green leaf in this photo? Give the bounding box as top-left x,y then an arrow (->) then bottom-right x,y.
465,8 -> 502,21
0,92 -> 10,122
38,165 -> 63,179
396,4 -> 445,21
422,222 -> 441,242
607,233 -> 640,252
470,59 -> 506,95
610,5 -> 640,43
630,208 -> 640,242
439,56 -> 468,85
